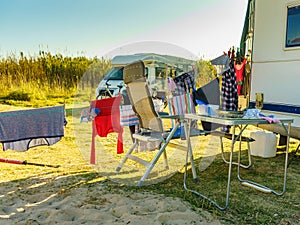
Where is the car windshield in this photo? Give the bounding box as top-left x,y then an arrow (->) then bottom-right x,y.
103,67 -> 123,80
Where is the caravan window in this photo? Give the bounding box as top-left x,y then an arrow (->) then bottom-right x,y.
286,5 -> 300,48
103,67 -> 123,80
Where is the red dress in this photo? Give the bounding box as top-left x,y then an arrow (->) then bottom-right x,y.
234,58 -> 247,95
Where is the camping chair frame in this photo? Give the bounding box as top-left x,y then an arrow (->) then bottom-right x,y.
116,114 -> 184,186
115,60 -> 190,186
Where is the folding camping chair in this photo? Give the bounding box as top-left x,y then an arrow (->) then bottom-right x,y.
115,60 -> 201,186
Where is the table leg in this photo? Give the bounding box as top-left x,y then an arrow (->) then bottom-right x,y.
238,122 -> 291,196
221,125 -> 252,169
183,122 -> 236,210
183,119 -> 198,183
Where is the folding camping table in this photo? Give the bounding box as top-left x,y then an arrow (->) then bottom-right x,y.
183,114 -> 293,210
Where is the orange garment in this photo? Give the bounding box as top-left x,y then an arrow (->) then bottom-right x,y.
234,58 -> 247,95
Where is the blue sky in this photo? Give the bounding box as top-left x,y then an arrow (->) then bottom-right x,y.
0,0 -> 248,60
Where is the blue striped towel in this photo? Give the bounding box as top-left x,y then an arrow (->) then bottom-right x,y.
0,105 -> 65,151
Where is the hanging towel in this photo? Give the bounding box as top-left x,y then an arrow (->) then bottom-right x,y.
168,93 -> 196,129
169,93 -> 195,116
119,104 -> 139,127
0,106 -> 65,151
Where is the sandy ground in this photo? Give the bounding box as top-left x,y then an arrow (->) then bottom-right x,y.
0,105 -> 221,224
0,172 -> 221,225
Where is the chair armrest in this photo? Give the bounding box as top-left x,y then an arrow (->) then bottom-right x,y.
158,111 -> 169,116
160,114 -> 184,120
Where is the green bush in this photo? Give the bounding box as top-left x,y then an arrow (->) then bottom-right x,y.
4,90 -> 32,101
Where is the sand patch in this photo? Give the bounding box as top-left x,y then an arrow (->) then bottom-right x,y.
0,177 -> 221,225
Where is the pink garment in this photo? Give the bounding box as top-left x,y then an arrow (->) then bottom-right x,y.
258,116 -> 280,124
167,78 -> 177,92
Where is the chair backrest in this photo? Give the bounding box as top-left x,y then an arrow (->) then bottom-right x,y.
123,60 -> 163,133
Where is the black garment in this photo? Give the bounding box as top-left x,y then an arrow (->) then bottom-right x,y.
221,59 -> 238,133
193,78 -> 220,105
221,61 -> 238,111
193,78 -> 222,131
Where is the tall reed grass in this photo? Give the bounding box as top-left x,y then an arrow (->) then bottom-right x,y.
0,51 -> 111,106
0,51 -> 215,106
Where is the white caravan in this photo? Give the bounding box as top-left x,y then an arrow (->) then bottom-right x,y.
96,53 -> 196,99
241,0 -> 300,138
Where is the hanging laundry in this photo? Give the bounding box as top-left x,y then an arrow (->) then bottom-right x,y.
90,96 -> 123,161
119,104 -> 139,127
221,60 -> 238,111
193,78 -> 220,106
0,105 -> 66,152
167,92 -> 197,139
173,70 -> 195,96
166,77 -> 177,92
193,78 -> 222,131
221,58 -> 238,133
168,93 -> 195,116
242,61 -> 251,96
80,107 -> 100,123
234,58 -> 247,95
